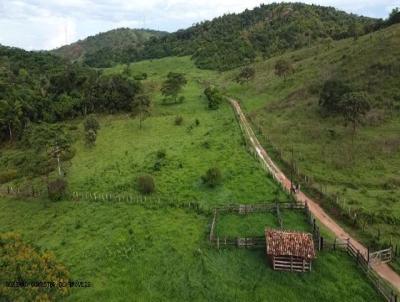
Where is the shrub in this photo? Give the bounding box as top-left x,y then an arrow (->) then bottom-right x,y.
85,129 -> 97,146
204,86 -> 224,110
0,169 -> 18,184
84,115 -> 100,133
274,59 -> 293,78
156,149 -> 166,159
236,66 -> 255,84
174,115 -> 183,125
137,175 -> 155,194
319,79 -> 351,114
133,72 -> 148,80
202,141 -> 210,149
201,167 -> 222,188
0,232 -> 70,301
153,161 -> 162,171
48,178 -> 68,201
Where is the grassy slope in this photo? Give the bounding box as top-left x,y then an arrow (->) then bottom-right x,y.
0,56 -> 383,300
69,57 -> 285,205
220,25 -> 400,265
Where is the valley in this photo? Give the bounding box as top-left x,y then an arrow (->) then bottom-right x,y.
1,3 -> 400,301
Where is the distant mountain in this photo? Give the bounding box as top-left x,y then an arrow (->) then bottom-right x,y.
52,28 -> 167,68
142,3 -> 378,70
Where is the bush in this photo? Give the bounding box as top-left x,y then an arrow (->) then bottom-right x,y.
85,129 -> 97,147
204,86 -> 224,110
274,59 -> 293,78
236,66 -> 255,84
156,149 -> 166,159
174,116 -> 183,125
48,178 -> 68,201
0,169 -> 18,184
319,79 -> 351,114
137,175 -> 155,194
201,167 -> 222,188
0,232 -> 70,301
84,115 -> 100,133
133,72 -> 148,80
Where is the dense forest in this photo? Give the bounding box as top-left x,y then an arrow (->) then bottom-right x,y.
52,28 -> 167,68
0,46 -> 143,143
140,3 -> 378,70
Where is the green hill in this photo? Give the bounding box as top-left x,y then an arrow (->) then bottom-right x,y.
52,28 -> 167,67
219,23 -> 400,267
142,3 -> 377,70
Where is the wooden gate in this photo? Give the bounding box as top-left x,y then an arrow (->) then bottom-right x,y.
369,247 -> 392,264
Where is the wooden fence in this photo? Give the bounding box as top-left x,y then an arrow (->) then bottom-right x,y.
304,202 -> 323,251
208,202 -> 324,251
0,185 -> 45,198
326,238 -> 398,302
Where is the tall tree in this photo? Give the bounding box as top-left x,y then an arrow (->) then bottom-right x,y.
131,94 -> 151,129
0,98 -> 23,141
340,92 -> 371,146
161,72 -> 187,104
387,7 -> 400,25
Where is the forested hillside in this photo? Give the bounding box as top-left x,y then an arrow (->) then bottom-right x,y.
52,28 -> 167,67
141,3 -> 377,70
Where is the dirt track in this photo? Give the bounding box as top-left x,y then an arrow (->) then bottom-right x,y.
230,98 -> 400,292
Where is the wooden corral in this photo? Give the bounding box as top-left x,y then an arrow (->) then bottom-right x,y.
265,229 -> 316,272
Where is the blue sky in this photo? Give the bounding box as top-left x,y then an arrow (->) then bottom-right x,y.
0,0 -> 398,50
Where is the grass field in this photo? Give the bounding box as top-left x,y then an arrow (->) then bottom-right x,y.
0,51 -> 392,300
215,209 -> 311,238
0,197 -> 383,301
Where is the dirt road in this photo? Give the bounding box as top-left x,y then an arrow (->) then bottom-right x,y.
230,98 -> 400,292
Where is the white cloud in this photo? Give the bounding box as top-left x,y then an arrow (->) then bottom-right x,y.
0,0 -> 398,50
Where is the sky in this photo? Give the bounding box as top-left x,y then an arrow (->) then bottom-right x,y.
0,0 -> 398,51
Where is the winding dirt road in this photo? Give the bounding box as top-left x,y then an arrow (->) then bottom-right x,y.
230,98 -> 400,293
